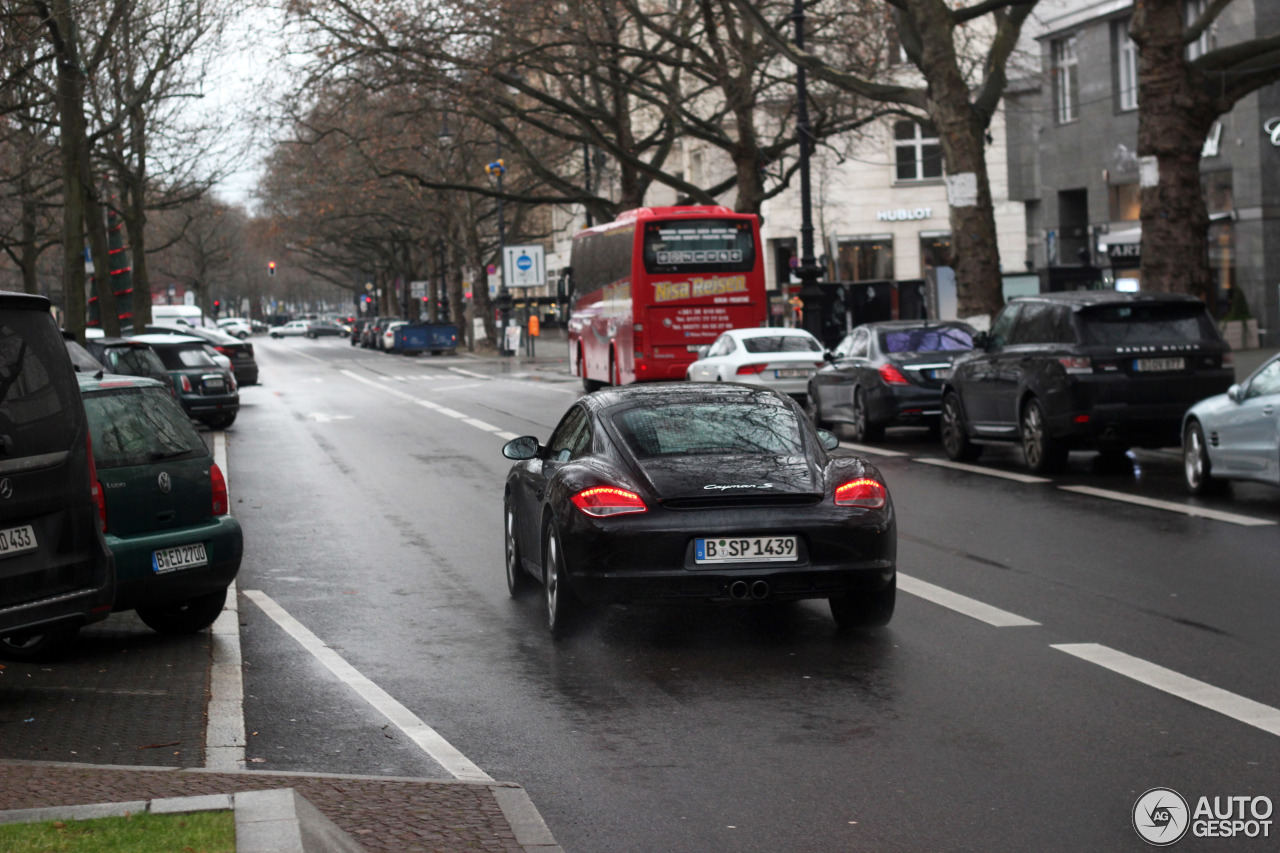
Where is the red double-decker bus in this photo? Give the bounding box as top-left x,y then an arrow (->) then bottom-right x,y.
567,206 -> 767,390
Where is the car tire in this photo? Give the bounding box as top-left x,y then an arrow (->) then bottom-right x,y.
137,588 -> 228,635
306,332 -> 316,339
236,332 -> 248,340
201,412 -> 237,430
849,388 -> 884,442
271,333 -> 281,339
544,525 -> 581,638
505,502 -> 532,598
829,576 -> 896,629
1020,397 -> 1068,474
0,624 -> 80,662
804,390 -> 827,428
1183,420 -> 1224,496
940,392 -> 982,461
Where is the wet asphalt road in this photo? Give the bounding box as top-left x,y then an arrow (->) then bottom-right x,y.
231,337 -> 1280,852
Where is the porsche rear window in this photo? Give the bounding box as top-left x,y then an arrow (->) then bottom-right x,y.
82,387 -> 206,469
613,402 -> 803,458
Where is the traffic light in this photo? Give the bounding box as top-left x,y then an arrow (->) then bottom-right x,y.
212,299 -> 221,318
268,261 -> 276,277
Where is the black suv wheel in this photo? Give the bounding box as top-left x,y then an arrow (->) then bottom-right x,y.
940,392 -> 982,461
1020,398 -> 1068,474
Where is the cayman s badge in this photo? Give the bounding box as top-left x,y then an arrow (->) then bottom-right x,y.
157,472 -> 172,494
0,478 -> 10,500
703,483 -> 774,491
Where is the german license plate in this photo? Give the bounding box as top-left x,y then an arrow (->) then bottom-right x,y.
152,543 -> 208,574
774,369 -> 809,378
204,377 -> 225,389
694,536 -> 798,564
0,524 -> 37,559
1134,357 -> 1184,372
930,368 -> 950,380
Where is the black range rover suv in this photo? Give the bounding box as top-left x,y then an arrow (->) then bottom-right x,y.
1,292 -> 115,660
939,292 -> 1234,474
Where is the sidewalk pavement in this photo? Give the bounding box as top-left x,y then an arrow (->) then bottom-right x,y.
0,760 -> 559,852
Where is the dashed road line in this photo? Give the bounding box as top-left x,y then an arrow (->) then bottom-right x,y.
913,457 -> 1052,484
1058,485 -> 1275,527
840,442 -> 909,458
1053,643 -> 1280,738
449,367 -> 492,380
898,573 -> 1040,627
245,590 -> 492,782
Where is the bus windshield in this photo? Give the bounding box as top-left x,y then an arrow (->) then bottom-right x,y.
642,219 -> 755,274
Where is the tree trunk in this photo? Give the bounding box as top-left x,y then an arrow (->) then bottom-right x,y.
47,0 -> 89,341
126,106 -> 154,328
84,184 -> 121,336
907,0 -> 1004,321
1130,0 -> 1216,297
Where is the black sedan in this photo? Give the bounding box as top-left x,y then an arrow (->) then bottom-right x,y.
807,320 -> 976,441
143,323 -> 259,386
502,384 -> 897,636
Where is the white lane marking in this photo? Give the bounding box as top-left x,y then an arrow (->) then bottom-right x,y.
496,431 -> 520,441
306,413 -> 353,423
439,407 -> 467,418
1053,643 -> 1280,738
244,590 -> 492,782
840,442 -> 909,458
464,418 -> 501,432
206,432 -> 245,770
1058,485 -> 1276,527
914,457 -> 1052,484
449,367 -> 491,380
897,573 -> 1040,627
287,349 -> 326,365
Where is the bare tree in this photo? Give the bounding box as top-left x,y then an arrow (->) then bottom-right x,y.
1130,0 -> 1280,297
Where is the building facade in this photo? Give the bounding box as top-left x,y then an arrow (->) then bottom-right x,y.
1006,0 -> 1280,343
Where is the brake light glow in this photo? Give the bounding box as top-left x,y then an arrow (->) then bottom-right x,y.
1057,356 -> 1092,374
1074,414 -> 1090,424
87,433 -> 106,532
215,346 -> 235,357
211,462 -> 229,516
736,363 -> 769,375
878,364 -> 909,385
571,486 -> 647,517
834,478 -> 887,508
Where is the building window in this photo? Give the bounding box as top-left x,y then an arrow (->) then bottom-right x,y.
919,233 -> 951,274
1185,0 -> 1213,60
1108,183 -> 1141,221
1114,19 -> 1138,112
835,236 -> 894,282
894,121 -> 942,181
1052,36 -> 1079,124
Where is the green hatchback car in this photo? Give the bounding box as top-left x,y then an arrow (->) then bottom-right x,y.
78,373 -> 243,634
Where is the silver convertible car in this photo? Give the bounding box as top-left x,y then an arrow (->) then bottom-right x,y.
1182,352 -> 1280,494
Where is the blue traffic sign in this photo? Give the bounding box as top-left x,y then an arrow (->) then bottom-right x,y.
516,255 -> 533,271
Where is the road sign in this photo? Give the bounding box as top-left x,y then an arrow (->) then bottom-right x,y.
502,245 -> 546,288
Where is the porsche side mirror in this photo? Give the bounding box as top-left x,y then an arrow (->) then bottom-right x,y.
502,435 -> 541,460
816,428 -> 839,450
1227,384 -> 1243,404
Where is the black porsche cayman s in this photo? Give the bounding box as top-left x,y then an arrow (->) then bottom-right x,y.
502,384 -> 897,636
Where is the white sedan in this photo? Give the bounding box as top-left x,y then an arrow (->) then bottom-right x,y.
686,328 -> 827,398
217,318 -> 253,339
270,320 -> 311,338
380,320 -> 408,351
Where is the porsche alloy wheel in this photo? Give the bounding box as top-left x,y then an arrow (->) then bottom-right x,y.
544,526 -> 579,638
505,503 -> 531,597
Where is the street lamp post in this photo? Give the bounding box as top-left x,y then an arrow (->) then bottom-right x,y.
791,0 -> 825,339
487,135 -> 512,352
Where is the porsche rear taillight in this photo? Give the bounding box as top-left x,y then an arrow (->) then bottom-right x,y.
736,363 -> 769,375
834,478 -> 887,508
211,462 -> 229,516
878,364 -> 909,385
87,433 -> 106,532
571,486 -> 647,517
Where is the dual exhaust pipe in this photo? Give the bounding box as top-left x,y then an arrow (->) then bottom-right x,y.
729,580 -> 771,601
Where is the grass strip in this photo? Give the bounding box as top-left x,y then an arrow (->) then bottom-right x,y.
0,809 -> 235,852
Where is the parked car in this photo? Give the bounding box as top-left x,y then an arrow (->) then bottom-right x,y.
144,323 -> 258,387
807,320 -> 977,441
63,334 -> 106,373
83,337 -> 173,389
271,320 -> 311,338
1182,352 -> 1280,494
217,318 -> 253,339
939,292 -> 1234,473
501,383 -> 897,636
362,317 -> 396,348
0,292 -> 115,661
349,319 -> 369,346
381,320 -> 408,351
130,334 -> 239,429
307,320 -> 346,338
685,328 -> 826,400
77,373 -> 243,633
